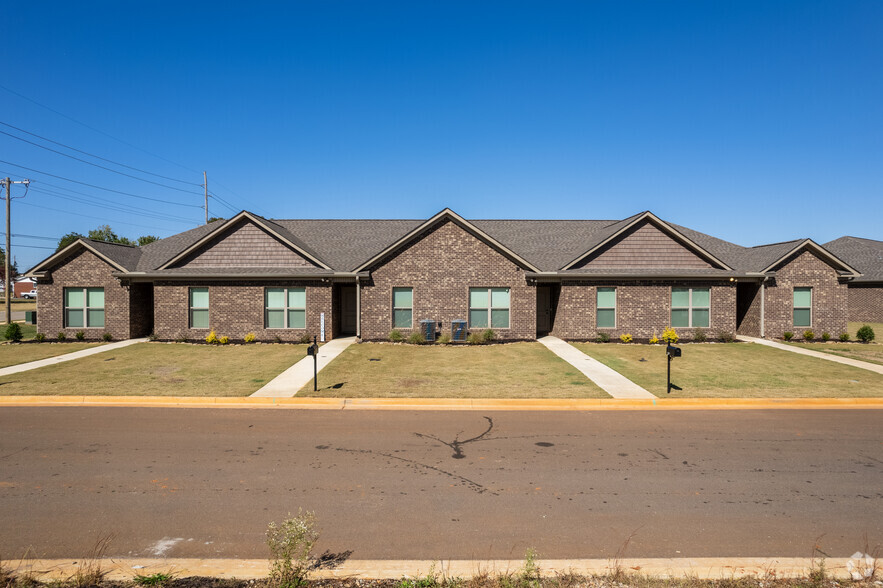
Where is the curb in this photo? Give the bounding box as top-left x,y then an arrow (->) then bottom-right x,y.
6,557 -> 863,580
1,396 -> 882,410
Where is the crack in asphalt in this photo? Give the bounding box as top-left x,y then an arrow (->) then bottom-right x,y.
414,416 -> 495,459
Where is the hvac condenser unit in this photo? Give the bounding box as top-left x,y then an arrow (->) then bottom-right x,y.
420,319 -> 437,342
451,319 -> 468,342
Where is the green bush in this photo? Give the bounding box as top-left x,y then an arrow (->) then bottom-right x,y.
388,329 -> 404,342
467,332 -> 483,345
839,332 -> 850,342
437,333 -> 452,344
35,332 -> 46,342
298,333 -> 313,344
75,331 -> 86,341
783,331 -> 793,341
595,332 -> 610,343
803,330 -> 814,341
267,510 -> 319,588
57,332 -> 66,341
102,332 -> 113,342
717,331 -> 734,343
4,322 -> 23,342
693,328 -> 707,343
407,331 -> 426,345
857,325 -> 876,343
481,328 -> 496,343
821,332 -> 830,342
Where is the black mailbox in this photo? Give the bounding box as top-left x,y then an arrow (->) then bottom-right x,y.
666,344 -> 681,358
307,343 -> 319,356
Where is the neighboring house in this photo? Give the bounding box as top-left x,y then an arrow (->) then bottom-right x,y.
25,208 -> 878,342
823,236 -> 883,323
13,277 -> 37,298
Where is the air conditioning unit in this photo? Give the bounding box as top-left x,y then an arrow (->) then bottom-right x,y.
451,319 -> 467,342
420,319 -> 437,342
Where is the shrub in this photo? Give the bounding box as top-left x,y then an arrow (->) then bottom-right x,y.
619,333 -> 633,343
857,325 -> 876,343
649,335 -> 659,345
205,330 -> 218,344
274,335 -> 283,344
407,331 -> 426,345
467,332 -> 484,345
219,335 -> 230,345
57,332 -> 66,341
35,332 -> 46,342
388,329 -> 404,342
481,328 -> 496,343
661,327 -> 678,344
803,330 -> 814,341
148,332 -> 158,341
595,332 -> 610,343
693,328 -> 707,343
4,322 -> 23,342
783,331 -> 793,341
102,332 -> 113,342
437,333 -> 452,344
244,332 -> 256,343
839,332 -> 850,342
267,510 -> 319,588
75,331 -> 86,341
821,332 -> 830,342
298,333 -> 313,344
717,331 -> 735,343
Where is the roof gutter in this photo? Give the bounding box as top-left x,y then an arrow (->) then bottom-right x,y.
112,271 -> 370,281
525,271 -> 763,281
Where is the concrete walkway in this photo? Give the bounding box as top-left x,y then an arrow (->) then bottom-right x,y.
0,338 -> 148,377
538,335 -> 655,399
737,335 -> 883,375
251,336 -> 357,397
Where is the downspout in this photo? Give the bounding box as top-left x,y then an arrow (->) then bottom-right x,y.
355,276 -> 361,339
760,278 -> 766,338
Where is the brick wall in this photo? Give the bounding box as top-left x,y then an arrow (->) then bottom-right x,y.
360,219 -> 535,341
848,285 -> 883,323
35,248 -> 132,340
152,280 -> 333,342
552,280 -> 736,340
763,249 -> 848,338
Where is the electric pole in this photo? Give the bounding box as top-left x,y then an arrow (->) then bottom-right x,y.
3,177 -> 30,326
203,171 -> 208,224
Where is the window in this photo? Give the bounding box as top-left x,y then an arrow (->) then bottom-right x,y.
64,287 -> 104,328
671,287 -> 710,328
596,287 -> 616,328
469,287 -> 510,328
189,287 -> 209,329
793,287 -> 812,327
265,287 -> 306,329
392,287 -> 413,328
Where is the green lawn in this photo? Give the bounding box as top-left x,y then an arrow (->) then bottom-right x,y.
789,341 -> 883,366
299,342 -> 608,398
849,321 -> 882,341
0,341 -> 103,368
0,342 -> 306,396
572,342 -> 883,398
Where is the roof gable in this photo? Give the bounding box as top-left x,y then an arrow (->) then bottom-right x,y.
26,238 -> 136,275
762,239 -> 862,275
353,208 -> 541,272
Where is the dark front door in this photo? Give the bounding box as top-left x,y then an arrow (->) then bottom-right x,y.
339,285 -> 357,336
537,285 -> 553,336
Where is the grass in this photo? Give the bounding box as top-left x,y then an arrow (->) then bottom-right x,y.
572,341 -> 883,398
849,321 -> 882,341
789,341 -> 883,366
0,300 -> 37,311
0,340 -> 102,368
299,341 -> 608,398
0,342 -> 306,396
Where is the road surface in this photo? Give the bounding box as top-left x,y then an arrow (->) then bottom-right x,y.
1,407 -> 880,560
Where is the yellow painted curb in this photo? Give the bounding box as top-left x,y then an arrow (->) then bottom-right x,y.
1,396 -> 882,410
6,557 -> 862,580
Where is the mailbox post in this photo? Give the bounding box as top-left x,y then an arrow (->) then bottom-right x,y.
306,336 -> 319,391
666,344 -> 681,394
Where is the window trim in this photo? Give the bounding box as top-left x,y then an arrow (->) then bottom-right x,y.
670,287 -> 711,328
265,287 -> 307,329
793,286 -> 812,328
391,287 -> 413,329
63,287 -> 105,328
596,287 -> 617,329
189,287 -> 209,329
468,287 -> 511,329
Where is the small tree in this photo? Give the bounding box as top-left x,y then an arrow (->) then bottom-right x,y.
4,322 -> 23,342
856,325 -> 876,343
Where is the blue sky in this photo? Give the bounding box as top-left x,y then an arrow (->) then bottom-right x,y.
3,1 -> 881,271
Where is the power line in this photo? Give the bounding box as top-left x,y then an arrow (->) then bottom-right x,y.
9,243 -> 55,250
17,200 -> 196,233
0,128 -> 205,195
29,187 -> 197,225
0,232 -> 57,241
208,192 -> 241,214
0,160 -> 204,208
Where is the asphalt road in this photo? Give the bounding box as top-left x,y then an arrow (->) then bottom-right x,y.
1,408 -> 881,560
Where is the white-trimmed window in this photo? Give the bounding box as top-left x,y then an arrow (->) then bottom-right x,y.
793,287 -> 812,327
392,287 -> 413,328
469,287 -> 510,328
189,287 -> 209,329
671,287 -> 710,328
265,287 -> 306,329
64,287 -> 104,328
596,287 -> 616,328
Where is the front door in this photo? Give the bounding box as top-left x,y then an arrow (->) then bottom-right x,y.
339,286 -> 357,336
537,285 -> 552,336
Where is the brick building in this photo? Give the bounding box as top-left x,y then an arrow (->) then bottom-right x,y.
25,209 -> 880,342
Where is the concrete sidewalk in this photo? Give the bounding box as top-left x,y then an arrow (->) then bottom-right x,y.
538,335 -> 655,399
0,338 -> 149,377
737,335 -> 883,375
251,336 -> 357,397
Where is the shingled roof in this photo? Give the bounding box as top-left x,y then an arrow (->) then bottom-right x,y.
824,236 -> 883,282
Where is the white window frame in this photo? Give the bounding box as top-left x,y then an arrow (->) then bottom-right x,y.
468,287 -> 511,329
671,287 -> 711,328
265,287 -> 307,329
63,287 -> 105,328
392,287 -> 413,329
189,287 -> 209,329
596,287 -> 616,329
793,287 -> 812,328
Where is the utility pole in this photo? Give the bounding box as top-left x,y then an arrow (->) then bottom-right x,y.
3,177 -> 30,325
203,171 -> 208,224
